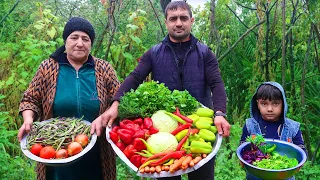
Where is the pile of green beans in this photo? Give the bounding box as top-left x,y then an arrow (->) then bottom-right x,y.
27,117 -> 91,150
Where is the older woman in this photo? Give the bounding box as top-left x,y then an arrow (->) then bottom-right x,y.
17,17 -> 119,180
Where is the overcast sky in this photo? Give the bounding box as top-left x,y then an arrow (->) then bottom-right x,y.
186,0 -> 209,8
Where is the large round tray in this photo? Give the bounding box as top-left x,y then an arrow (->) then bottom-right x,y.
20,118 -> 97,166
106,127 -> 222,178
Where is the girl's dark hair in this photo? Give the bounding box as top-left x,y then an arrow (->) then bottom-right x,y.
256,84 -> 283,101
165,1 -> 192,19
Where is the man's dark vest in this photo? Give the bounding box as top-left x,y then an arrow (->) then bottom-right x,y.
151,39 -> 213,108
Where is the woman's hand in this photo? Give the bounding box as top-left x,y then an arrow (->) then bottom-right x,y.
90,101 -> 119,136
214,115 -> 231,137
17,110 -> 34,141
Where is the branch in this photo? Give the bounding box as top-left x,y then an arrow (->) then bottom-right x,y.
285,73 -> 320,85
225,4 -> 257,36
313,23 -> 320,43
234,1 -> 259,11
148,0 -> 165,37
217,20 -> 266,62
0,0 -> 21,25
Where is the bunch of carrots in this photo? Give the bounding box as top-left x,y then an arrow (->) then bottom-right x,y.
139,153 -> 207,174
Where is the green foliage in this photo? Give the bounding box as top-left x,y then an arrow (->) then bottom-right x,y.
0,96 -> 36,179
215,123 -> 245,180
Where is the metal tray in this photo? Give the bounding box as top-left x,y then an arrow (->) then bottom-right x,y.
106,126 -> 222,178
20,118 -> 97,166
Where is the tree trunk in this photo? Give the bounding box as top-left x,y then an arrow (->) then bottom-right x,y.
148,0 -> 165,37
281,0 -> 286,86
105,0 -> 117,60
209,0 -> 220,56
301,25 -> 313,159
265,8 -> 270,81
0,0 -> 21,25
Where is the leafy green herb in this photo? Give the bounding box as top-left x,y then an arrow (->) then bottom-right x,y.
118,81 -> 200,119
253,152 -> 298,169
246,134 -> 265,146
245,134 -> 274,154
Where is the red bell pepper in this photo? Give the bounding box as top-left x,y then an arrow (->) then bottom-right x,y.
111,126 -> 120,132
116,141 -> 126,151
118,129 -> 134,145
143,117 -> 153,129
109,131 -> 119,144
133,118 -> 143,125
130,154 -> 142,168
120,120 -> 140,132
149,127 -> 159,135
117,128 -> 135,136
133,130 -> 149,140
132,138 -> 147,152
123,144 -> 137,159
120,119 -> 133,127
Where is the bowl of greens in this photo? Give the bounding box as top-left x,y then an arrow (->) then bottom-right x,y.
236,135 -> 307,180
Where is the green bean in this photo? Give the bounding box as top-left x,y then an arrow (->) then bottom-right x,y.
27,117 -> 91,150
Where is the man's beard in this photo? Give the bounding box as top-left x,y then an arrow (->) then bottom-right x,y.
170,31 -> 189,41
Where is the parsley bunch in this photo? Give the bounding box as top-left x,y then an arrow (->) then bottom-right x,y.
118,81 -> 200,119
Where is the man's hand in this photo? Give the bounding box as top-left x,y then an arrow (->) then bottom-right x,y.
90,101 -> 119,136
214,116 -> 231,137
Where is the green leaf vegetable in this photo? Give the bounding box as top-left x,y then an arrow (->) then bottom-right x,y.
118,81 -> 200,119
253,152 -> 298,170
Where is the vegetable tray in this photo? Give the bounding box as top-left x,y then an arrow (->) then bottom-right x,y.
20,119 -> 97,166
106,127 -> 222,178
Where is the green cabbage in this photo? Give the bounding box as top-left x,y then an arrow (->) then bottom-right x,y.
147,132 -> 178,153
151,110 -> 178,133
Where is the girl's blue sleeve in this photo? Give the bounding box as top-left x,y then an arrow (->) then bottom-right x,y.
293,130 -> 308,156
240,124 -> 250,144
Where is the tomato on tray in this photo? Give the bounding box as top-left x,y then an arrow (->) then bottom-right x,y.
30,143 -> 43,156
40,146 -> 56,159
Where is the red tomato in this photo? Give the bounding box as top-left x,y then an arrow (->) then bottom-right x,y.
68,142 -> 83,156
55,149 -> 68,159
30,143 -> 43,156
75,134 -> 89,147
39,146 -> 56,159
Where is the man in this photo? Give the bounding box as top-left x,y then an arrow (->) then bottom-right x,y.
91,1 -> 231,179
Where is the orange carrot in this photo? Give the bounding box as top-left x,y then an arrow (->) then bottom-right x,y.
139,168 -> 145,173
144,166 -> 150,173
149,166 -> 156,173
170,156 -> 186,173
181,156 -> 193,169
202,154 -> 207,158
193,156 -> 202,164
164,165 -> 170,171
161,166 -> 165,171
155,165 -> 162,173
189,160 -> 195,167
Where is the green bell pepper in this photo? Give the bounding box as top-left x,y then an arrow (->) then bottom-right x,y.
190,141 -> 212,154
198,129 -> 216,142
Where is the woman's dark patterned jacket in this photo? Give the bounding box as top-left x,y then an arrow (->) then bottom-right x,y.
19,57 -> 119,180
